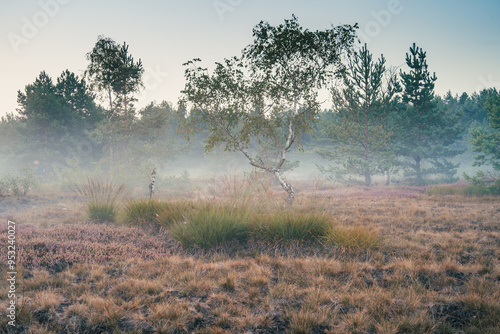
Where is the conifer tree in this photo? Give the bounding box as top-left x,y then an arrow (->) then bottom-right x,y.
466,89 -> 500,190
397,43 -> 462,185
318,44 -> 400,186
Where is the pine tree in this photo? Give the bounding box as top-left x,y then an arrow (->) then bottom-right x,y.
397,43 -> 462,185
466,89 -> 500,190
318,44 -> 400,186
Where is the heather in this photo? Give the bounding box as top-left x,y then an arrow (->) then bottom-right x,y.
0,224 -> 173,271
0,187 -> 498,333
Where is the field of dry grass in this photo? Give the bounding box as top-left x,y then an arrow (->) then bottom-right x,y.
0,183 -> 499,333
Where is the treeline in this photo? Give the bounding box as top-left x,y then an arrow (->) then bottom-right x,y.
0,19 -> 499,193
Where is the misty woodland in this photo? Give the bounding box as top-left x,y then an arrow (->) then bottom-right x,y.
0,16 -> 499,333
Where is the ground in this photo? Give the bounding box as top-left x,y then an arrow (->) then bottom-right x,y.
0,183 -> 499,333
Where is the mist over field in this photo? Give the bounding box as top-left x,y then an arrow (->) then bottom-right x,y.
1,2 -> 500,333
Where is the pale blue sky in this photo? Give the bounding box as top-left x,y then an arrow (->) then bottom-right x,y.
1,0 -> 499,117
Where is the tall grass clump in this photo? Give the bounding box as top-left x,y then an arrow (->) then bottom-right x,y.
121,198 -> 192,228
170,202 -> 250,248
253,211 -> 331,243
122,198 -> 166,226
70,177 -> 126,223
325,225 -> 382,249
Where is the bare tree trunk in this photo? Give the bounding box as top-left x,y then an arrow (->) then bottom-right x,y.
415,155 -> 423,186
364,172 -> 371,187
108,86 -> 113,113
274,171 -> 294,205
149,168 -> 156,199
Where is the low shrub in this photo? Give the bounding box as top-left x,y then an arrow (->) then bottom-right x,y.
0,165 -> 39,196
170,203 -> 250,248
252,211 -> 331,243
324,225 -> 382,249
1,224 -> 172,271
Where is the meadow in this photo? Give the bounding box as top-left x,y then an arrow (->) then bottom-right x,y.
0,177 -> 499,333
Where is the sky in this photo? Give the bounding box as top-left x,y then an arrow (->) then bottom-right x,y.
1,0 -> 499,118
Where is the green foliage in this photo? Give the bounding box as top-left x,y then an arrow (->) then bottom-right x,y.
318,44 -> 400,186
12,70 -> 103,172
87,203 -> 117,222
469,90 -> 500,170
465,89 -> 500,188
324,225 -> 382,249
70,177 -> 127,222
0,165 -> 39,196
17,71 -> 102,139
397,44 -> 462,185
132,101 -> 189,164
85,35 -> 144,114
170,203 -> 250,248
180,16 -> 357,204
17,71 -> 66,142
121,198 -> 191,228
252,211 -> 331,243
155,200 -> 194,228
122,198 -> 165,226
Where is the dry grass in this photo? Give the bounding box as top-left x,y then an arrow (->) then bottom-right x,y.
325,224 -> 382,249
0,184 -> 499,333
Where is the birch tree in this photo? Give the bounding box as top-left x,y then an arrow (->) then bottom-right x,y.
180,16 -> 357,204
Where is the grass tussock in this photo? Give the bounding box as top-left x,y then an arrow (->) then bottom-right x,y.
170,202 -> 251,248
138,200 -> 334,247
120,198 -> 192,227
70,177 -> 126,222
252,210 -> 331,243
325,224 -> 383,249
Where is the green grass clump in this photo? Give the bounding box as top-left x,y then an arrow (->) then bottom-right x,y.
87,203 -> 117,222
70,177 -> 127,223
170,203 -> 250,248
253,211 -> 331,243
121,199 -> 193,228
324,225 -> 382,249
156,200 -> 194,227
122,198 -> 166,226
